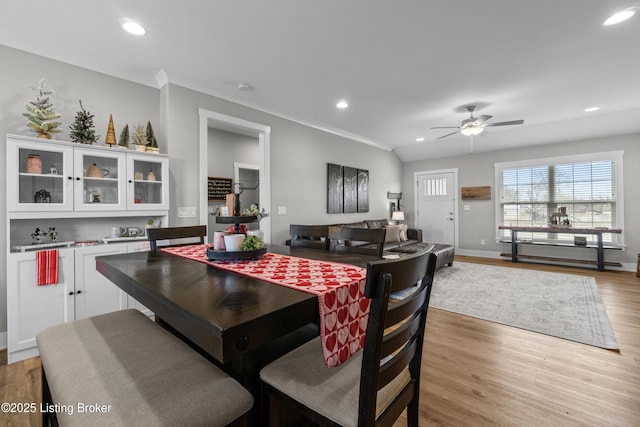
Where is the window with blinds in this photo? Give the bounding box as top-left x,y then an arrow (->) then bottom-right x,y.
495,151 -> 624,245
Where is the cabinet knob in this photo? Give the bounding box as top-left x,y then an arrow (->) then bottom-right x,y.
68,291 -> 74,296
75,177 -> 81,181
76,290 -> 82,294
67,176 -> 73,180
128,180 -> 133,183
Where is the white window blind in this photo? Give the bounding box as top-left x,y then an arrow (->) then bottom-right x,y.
495,152 -> 624,245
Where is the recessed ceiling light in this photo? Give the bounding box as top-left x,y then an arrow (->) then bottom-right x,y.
584,106 -> 600,112
336,100 -> 349,109
416,137 -> 425,142
121,19 -> 146,36
603,8 -> 636,26
237,83 -> 252,91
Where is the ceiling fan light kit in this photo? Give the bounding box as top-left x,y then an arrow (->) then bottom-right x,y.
460,126 -> 484,136
432,105 -> 524,140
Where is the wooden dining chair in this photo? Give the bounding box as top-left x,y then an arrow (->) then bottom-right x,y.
289,224 -> 330,250
260,250 -> 437,427
328,226 -> 387,258
147,225 -> 207,251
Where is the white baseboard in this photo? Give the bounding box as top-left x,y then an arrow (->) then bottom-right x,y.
455,249 -> 503,258
0,331 -> 7,350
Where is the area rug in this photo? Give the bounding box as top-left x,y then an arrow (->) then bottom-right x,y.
430,262 -> 619,349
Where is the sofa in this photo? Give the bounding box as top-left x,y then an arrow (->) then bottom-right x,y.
330,219 -> 422,251
288,219 -> 455,270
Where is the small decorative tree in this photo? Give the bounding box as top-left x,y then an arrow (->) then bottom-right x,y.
69,100 -> 100,144
117,124 -> 129,149
105,114 -> 117,146
146,121 -> 159,152
132,123 -> 147,151
23,79 -> 63,139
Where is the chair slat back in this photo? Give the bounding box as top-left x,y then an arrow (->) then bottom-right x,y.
358,250 -> 437,426
289,224 -> 330,250
329,226 -> 386,258
147,225 -> 207,251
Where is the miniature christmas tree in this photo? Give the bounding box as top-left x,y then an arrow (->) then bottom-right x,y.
146,121 -> 159,152
23,79 -> 63,139
132,123 -> 147,150
105,114 -> 117,146
69,100 -> 100,144
117,124 -> 129,149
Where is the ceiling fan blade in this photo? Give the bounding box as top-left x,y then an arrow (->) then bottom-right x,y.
474,115 -> 492,125
486,119 -> 524,127
437,131 -> 460,139
430,126 -> 460,129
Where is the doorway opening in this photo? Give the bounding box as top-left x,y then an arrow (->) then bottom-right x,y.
198,109 -> 271,243
234,162 -> 260,213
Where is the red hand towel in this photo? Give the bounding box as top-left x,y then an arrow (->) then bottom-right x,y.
36,249 -> 59,286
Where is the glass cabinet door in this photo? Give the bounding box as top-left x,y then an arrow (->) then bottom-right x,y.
74,148 -> 126,211
8,138 -> 74,211
126,154 -> 169,210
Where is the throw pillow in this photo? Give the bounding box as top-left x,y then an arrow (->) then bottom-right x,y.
365,219 -> 389,229
399,224 -> 408,241
384,225 -> 401,243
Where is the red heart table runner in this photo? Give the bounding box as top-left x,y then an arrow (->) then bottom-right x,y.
161,244 -> 370,368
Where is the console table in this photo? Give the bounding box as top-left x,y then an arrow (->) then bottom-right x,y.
499,225 -> 622,271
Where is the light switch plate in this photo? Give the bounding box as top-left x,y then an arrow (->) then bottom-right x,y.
277,206 -> 287,215
178,207 -> 196,218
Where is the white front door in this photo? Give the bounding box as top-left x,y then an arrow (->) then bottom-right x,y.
415,170 -> 457,246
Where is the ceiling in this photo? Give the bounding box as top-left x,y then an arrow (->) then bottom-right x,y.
1,0 -> 639,162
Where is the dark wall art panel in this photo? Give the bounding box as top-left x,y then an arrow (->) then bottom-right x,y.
357,169 -> 369,212
343,166 -> 358,213
327,163 -> 344,214
327,163 -> 369,214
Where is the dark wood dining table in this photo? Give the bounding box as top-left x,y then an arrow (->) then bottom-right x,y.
95,244 -> 378,425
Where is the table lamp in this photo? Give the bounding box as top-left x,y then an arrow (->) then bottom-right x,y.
391,211 -> 405,224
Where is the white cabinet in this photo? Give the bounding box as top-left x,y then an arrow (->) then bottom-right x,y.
6,134 -> 169,364
73,147 -> 127,211
74,244 -> 129,319
7,248 -> 75,363
126,152 -> 169,210
6,134 -> 168,213
6,243 -> 153,363
7,138 -> 74,212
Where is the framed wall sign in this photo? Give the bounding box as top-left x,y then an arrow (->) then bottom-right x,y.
461,186 -> 491,200
208,176 -> 233,201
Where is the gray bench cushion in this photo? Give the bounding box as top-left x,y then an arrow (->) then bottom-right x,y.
37,309 -> 253,427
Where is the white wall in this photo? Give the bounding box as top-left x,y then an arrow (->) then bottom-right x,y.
403,134 -> 640,269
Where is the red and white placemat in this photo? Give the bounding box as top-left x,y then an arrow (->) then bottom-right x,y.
161,244 -> 369,367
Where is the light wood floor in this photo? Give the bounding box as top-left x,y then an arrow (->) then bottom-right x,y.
1,256 -> 639,426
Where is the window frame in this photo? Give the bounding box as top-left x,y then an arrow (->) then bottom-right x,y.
494,151 -> 625,247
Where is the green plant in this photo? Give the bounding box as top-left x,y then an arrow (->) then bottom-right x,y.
23,79 -> 62,139
241,235 -> 264,251
132,124 -> 147,146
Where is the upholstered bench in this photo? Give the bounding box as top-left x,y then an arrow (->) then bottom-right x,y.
37,309 -> 253,427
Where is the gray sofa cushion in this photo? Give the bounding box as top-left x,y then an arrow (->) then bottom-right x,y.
364,219 -> 389,229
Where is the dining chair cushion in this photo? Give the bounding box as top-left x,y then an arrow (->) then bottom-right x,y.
260,337 -> 411,427
37,309 -> 253,427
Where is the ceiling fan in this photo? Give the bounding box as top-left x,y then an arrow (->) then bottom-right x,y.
431,105 -> 524,140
